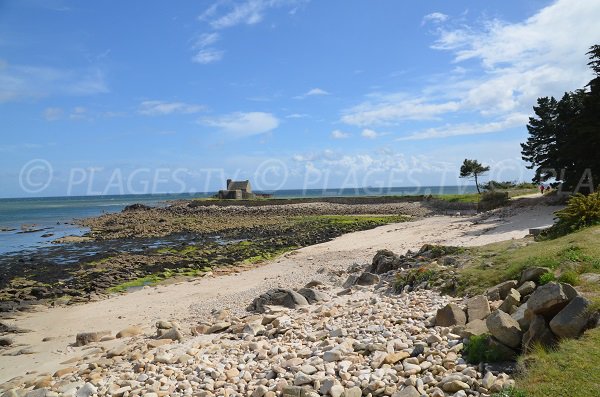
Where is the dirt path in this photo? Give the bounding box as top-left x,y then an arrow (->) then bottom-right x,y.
0,203 -> 561,383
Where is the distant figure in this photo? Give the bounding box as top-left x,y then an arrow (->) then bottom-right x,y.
539,185 -> 545,194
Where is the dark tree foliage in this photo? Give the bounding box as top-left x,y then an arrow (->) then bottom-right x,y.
521,45 -> 600,193
459,159 -> 490,194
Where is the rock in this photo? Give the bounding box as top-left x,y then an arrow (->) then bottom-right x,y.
342,275 -> 358,289
486,310 -> 522,348
116,326 -> 143,338
249,289 -> 309,313
522,315 -> 556,351
511,303 -> 531,329
466,295 -> 490,321
486,280 -> 518,301
460,319 -> 488,338
293,372 -> 313,386
549,296 -> 590,338
53,367 -> 77,377
75,331 -> 111,346
206,322 -> 231,333
442,380 -> 470,393
370,249 -> 399,274
242,322 -> 265,336
435,303 -> 466,327
252,385 -> 269,397
282,386 -> 310,397
156,320 -> 175,329
517,281 -> 536,296
527,282 -> 573,318
488,337 -> 518,360
297,288 -> 329,304
25,390 -> 57,397
355,272 -> 380,286
344,387 -> 362,397
75,384 -> 97,397
106,344 -> 128,357
329,385 -> 344,397
498,288 -> 521,314
580,273 -> 600,284
392,385 -> 420,397
0,336 -> 13,346
323,350 -> 343,362
158,327 -> 184,341
520,267 -> 551,284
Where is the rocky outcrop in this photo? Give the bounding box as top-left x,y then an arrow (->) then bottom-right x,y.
549,296 -> 590,338
527,282 -> 574,318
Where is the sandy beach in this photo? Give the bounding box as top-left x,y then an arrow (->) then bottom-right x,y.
0,199 -> 560,384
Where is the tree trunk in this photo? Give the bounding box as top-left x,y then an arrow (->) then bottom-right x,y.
475,173 -> 481,194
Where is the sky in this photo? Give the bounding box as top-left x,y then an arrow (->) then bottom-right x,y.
1,0 -> 600,197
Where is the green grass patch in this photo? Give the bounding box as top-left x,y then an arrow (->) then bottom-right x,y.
451,225 -> 600,295
434,193 -> 481,203
514,328 -> 600,397
107,268 -> 207,293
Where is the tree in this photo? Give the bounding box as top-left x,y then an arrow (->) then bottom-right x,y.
521,45 -> 600,194
460,159 -> 490,194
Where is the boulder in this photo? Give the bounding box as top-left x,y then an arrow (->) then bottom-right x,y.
158,327 -> 184,341
549,296 -> 590,338
435,303 -> 466,327
527,282 -> 573,318
466,295 -> 491,321
355,272 -> 380,286
498,289 -> 521,314
459,319 -> 489,338
342,275 -> 358,289
485,280 -> 518,301
297,288 -> 328,304
116,326 -> 143,338
511,303 -> 531,330
486,310 -> 522,348
488,337 -> 518,361
520,267 -> 551,284
516,281 -> 536,297
522,315 -> 556,351
370,249 -> 399,274
75,331 -> 111,346
248,289 -> 309,313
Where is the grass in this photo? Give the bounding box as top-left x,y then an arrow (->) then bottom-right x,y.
513,328 -> 600,397
434,193 -> 481,203
107,267 -> 209,293
450,225 -> 600,297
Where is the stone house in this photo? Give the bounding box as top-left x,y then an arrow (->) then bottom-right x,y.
217,179 -> 255,199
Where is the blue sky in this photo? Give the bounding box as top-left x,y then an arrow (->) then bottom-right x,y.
1,0 -> 600,197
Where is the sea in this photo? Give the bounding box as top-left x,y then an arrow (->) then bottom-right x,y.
0,186 -> 477,255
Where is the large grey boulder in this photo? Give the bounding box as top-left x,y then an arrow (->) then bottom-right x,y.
520,267 -> 551,284
466,295 -> 491,321
549,296 -> 590,338
248,289 -> 309,313
498,288 -> 521,314
370,249 -> 400,274
486,310 -> 522,348
527,282 -> 574,318
522,315 -> 556,351
435,303 -> 466,327
355,272 -> 380,286
486,280 -> 518,301
511,302 -> 531,330
297,288 -> 329,304
459,319 -> 489,338
517,281 -> 536,297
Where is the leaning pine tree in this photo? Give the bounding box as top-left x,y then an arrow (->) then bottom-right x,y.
459,159 -> 490,194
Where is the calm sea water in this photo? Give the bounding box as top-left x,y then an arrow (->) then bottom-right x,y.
0,186 -> 477,254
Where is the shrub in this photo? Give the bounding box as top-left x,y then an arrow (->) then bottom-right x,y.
478,191 -> 510,211
547,192 -> 600,237
539,272 -> 556,285
465,334 -> 513,363
558,270 -> 580,285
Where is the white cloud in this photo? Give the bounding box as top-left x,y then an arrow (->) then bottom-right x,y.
69,106 -> 87,120
0,62 -> 108,102
200,0 -> 306,30
193,32 -> 220,48
422,12 -> 448,25
43,107 -> 63,121
139,100 -> 205,116
285,113 -> 308,119
295,87 -> 330,99
202,111 -> 279,136
341,0 -> 600,139
192,48 -> 224,64
361,129 -> 380,139
331,130 -> 350,139
398,113 -> 529,141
